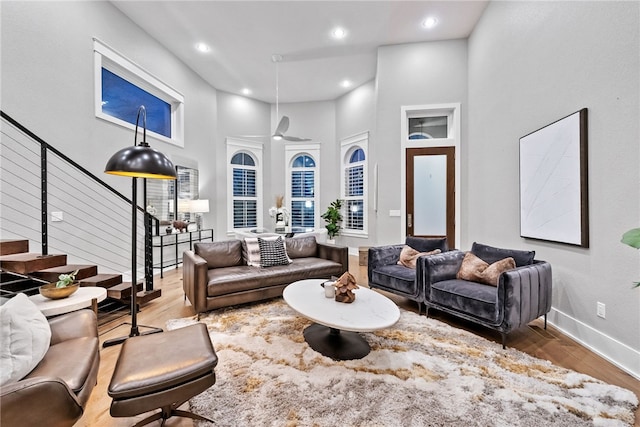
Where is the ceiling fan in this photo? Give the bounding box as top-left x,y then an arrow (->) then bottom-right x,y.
238,55 -> 311,142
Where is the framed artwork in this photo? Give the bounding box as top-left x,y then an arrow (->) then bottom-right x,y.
519,108 -> 589,247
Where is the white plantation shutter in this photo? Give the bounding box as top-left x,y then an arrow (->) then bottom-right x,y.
231,153 -> 257,228
290,155 -> 316,228
341,139 -> 368,235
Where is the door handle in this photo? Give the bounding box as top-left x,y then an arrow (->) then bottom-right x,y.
407,213 -> 412,228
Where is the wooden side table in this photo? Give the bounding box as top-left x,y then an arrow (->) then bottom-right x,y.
29,287 -> 107,317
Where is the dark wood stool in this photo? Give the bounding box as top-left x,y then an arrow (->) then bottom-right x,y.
108,323 -> 217,427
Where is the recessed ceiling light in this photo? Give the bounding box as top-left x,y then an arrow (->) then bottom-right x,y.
332,27 -> 347,39
422,16 -> 438,29
340,80 -> 352,88
195,42 -> 210,53
242,88 -> 252,95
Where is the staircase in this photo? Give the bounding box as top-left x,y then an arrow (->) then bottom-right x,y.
0,239 -> 161,306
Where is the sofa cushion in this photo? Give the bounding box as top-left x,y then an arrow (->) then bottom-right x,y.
471,242 -> 535,267
284,236 -> 317,259
397,245 -> 441,269
25,336 -> 99,393
457,252 -> 515,286
206,258 -> 343,297
369,264 -> 418,296
0,293 -> 52,386
258,237 -> 291,267
430,279 -> 498,323
405,236 -> 448,253
195,240 -> 243,268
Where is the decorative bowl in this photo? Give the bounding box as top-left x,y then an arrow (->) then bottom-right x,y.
39,283 -> 79,300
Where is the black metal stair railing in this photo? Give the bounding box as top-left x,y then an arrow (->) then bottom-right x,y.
0,110 -> 158,290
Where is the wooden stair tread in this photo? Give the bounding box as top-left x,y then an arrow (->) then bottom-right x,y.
30,264 -> 98,282
0,253 -> 67,275
0,239 -> 29,256
107,282 -> 143,299
136,289 -> 162,304
79,274 -> 123,289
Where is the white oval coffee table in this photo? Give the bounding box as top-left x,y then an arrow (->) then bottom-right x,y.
283,279 -> 400,360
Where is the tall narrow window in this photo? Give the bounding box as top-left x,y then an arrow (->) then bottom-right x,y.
290,155 -> 316,229
231,153 -> 257,229
340,132 -> 368,236
345,149 -> 365,230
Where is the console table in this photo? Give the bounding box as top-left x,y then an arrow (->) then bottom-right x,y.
152,229 -> 214,277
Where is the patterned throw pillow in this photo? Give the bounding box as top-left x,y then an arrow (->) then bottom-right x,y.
258,237 -> 291,267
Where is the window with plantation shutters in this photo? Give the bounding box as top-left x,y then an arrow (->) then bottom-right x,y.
340,132 -> 369,237
227,139 -> 263,233
290,155 -> 316,228
231,153 -> 257,228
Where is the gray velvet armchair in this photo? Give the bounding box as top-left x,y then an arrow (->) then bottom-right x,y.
419,242 -> 552,348
368,237 -> 449,311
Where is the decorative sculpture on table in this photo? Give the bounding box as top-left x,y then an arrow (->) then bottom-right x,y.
334,271 -> 359,303
269,195 -> 289,228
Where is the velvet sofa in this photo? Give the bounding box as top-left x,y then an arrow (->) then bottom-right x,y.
420,242 -> 552,347
1,308 -> 100,427
367,237 -> 449,311
183,236 -> 348,314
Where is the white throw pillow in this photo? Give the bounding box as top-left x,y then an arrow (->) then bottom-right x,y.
0,293 -> 51,386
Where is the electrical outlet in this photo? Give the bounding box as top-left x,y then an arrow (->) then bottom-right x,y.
51,211 -> 63,222
596,302 -> 606,319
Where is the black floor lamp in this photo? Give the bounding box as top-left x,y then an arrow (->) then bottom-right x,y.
103,105 -> 176,347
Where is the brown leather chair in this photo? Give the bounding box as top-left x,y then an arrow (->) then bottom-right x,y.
0,309 -> 100,427
108,323 -> 218,426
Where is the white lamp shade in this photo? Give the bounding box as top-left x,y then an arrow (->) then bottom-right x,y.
190,199 -> 210,213
177,199 -> 191,213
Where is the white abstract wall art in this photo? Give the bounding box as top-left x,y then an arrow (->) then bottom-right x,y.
519,109 -> 589,248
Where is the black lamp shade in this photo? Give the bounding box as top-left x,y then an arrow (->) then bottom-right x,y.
105,145 -> 177,180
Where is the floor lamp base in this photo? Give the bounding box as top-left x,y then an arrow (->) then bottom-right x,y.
102,323 -> 163,348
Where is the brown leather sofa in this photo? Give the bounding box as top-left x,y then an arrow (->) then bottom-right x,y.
183,236 -> 348,313
0,309 -> 100,427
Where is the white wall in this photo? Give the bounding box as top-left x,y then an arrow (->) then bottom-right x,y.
268,101 -> 337,233
468,1 -> 640,377
215,91 -> 271,236
374,39 -> 468,246
0,1 -> 219,271
335,80 -> 376,250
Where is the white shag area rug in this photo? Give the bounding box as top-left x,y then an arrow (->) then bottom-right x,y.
167,299 -> 637,427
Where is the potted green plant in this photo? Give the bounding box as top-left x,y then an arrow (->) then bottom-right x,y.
621,228 -> 640,288
39,270 -> 79,299
321,199 -> 343,242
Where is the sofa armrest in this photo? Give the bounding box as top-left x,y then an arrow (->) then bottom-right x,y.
317,243 -> 349,275
499,260 -> 553,330
183,250 -> 210,314
1,376 -> 84,427
49,309 -> 97,345
420,250 -> 465,299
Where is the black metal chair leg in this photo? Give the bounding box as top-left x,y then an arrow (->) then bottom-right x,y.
501,333 -> 507,349
544,313 -> 547,329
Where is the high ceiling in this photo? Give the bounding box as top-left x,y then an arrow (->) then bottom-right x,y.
112,1 -> 488,104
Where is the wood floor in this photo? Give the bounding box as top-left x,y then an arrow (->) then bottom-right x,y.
79,257 -> 640,426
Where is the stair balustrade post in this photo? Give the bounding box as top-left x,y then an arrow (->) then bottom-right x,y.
40,143 -> 48,256
144,179 -> 153,291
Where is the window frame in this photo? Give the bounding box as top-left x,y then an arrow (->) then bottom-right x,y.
93,38 -> 185,147
285,144 -> 320,230
226,138 -> 264,234
340,132 -> 369,237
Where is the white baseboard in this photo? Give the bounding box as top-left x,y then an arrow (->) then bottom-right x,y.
348,246 -> 359,257
548,307 -> 640,380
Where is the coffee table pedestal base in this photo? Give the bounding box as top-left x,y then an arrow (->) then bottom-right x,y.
303,323 -> 370,360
